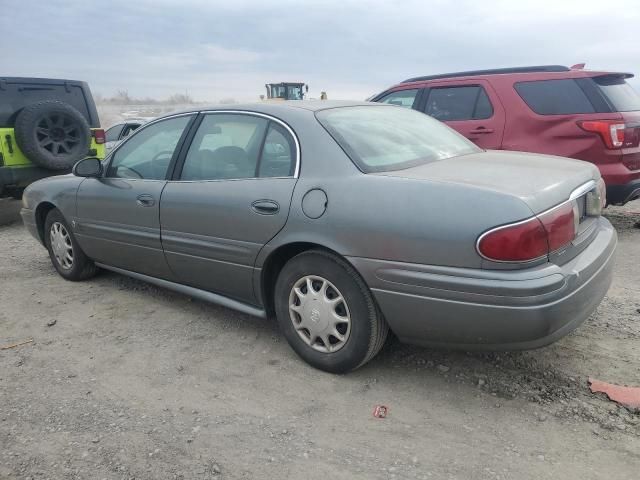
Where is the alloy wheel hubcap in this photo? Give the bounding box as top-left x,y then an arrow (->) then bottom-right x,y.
50,222 -> 73,269
36,114 -> 80,156
289,275 -> 351,353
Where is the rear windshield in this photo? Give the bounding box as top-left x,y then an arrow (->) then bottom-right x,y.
316,106 -> 480,173
0,79 -> 98,127
593,76 -> 640,112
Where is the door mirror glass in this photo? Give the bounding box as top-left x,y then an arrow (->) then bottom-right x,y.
72,157 -> 103,177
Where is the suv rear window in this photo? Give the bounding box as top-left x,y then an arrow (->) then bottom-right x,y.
0,78 -> 98,127
423,86 -> 493,121
593,75 -> 640,112
514,79 -> 595,115
316,105 -> 480,173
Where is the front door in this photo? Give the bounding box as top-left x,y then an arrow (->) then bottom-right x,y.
160,112 -> 299,303
75,114 -> 195,279
418,80 -> 505,149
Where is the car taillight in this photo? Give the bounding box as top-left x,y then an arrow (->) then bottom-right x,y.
477,217 -> 548,262
538,202 -> 577,252
93,129 -> 106,145
577,120 -> 625,149
586,178 -> 606,214
478,202 -> 579,262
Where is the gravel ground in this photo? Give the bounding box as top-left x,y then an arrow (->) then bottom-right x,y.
1,199 -> 639,479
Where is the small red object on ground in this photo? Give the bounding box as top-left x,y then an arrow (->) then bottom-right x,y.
589,378 -> 640,410
373,405 -> 388,418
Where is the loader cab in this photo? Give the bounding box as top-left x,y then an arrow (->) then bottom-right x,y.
265,82 -> 308,101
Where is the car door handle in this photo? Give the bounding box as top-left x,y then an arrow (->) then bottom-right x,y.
251,200 -> 280,215
469,127 -> 494,134
136,194 -> 155,207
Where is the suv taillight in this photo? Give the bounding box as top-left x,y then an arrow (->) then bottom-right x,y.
93,129 -> 106,145
577,120 -> 625,149
477,202 -> 578,262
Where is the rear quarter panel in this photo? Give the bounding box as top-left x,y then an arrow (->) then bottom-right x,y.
489,75 -> 626,183
255,111 -> 537,272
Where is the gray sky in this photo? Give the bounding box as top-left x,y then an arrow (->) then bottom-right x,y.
2,0 -> 638,102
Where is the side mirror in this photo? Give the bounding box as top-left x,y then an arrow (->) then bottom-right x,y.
72,157 -> 103,177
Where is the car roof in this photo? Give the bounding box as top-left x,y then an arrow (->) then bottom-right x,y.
392,66 -> 634,89
154,100 -> 383,121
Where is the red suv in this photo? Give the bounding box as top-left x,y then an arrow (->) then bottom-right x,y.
372,65 -> 640,205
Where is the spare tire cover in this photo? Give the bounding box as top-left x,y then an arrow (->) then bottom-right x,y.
14,100 -> 91,170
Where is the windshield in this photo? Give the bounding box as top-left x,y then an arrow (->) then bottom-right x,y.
594,75 -> 640,112
286,85 -> 304,100
316,105 -> 480,173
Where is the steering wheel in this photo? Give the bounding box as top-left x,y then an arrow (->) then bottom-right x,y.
151,150 -> 174,163
116,165 -> 143,179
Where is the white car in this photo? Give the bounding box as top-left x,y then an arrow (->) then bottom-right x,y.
104,118 -> 149,152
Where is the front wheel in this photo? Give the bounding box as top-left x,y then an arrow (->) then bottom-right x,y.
274,250 -> 388,373
44,208 -> 98,281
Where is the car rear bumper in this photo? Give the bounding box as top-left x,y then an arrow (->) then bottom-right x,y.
20,207 -> 41,244
599,161 -> 640,204
606,179 -> 640,205
348,217 -> 617,350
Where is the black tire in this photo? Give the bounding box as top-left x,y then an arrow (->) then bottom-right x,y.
44,208 -> 98,281
10,188 -> 24,200
14,100 -> 91,170
274,250 -> 388,373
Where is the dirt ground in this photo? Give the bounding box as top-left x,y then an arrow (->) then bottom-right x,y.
1,199 -> 639,480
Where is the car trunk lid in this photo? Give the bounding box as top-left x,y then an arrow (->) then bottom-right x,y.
375,150 -> 600,214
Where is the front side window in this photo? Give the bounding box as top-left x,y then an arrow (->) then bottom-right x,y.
378,89 -> 419,108
423,86 -> 493,121
316,105 -> 480,173
515,79 -> 595,115
106,115 -> 192,179
180,114 -> 268,180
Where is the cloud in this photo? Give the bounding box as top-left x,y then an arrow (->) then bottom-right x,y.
1,0 -> 638,101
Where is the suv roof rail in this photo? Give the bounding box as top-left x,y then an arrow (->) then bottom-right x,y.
401,65 -> 570,83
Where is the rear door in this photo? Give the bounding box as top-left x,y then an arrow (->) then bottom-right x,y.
160,111 -> 299,304
417,80 -> 505,149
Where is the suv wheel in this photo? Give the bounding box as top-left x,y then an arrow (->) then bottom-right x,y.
44,208 -> 98,281
274,250 -> 388,373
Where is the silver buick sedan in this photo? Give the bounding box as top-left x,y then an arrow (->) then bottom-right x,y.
21,101 -> 617,372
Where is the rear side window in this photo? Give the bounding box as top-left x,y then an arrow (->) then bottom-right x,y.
593,76 -> 640,112
105,124 -> 124,142
258,123 -> 296,177
377,89 -> 419,108
423,86 -> 493,121
515,79 -> 595,115
316,105 -> 480,173
180,113 -> 269,181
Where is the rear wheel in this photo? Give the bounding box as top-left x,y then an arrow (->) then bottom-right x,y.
44,208 -> 98,281
274,250 -> 388,373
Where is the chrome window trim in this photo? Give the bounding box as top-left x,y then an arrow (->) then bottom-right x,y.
475,180 -> 598,264
199,110 -> 301,179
